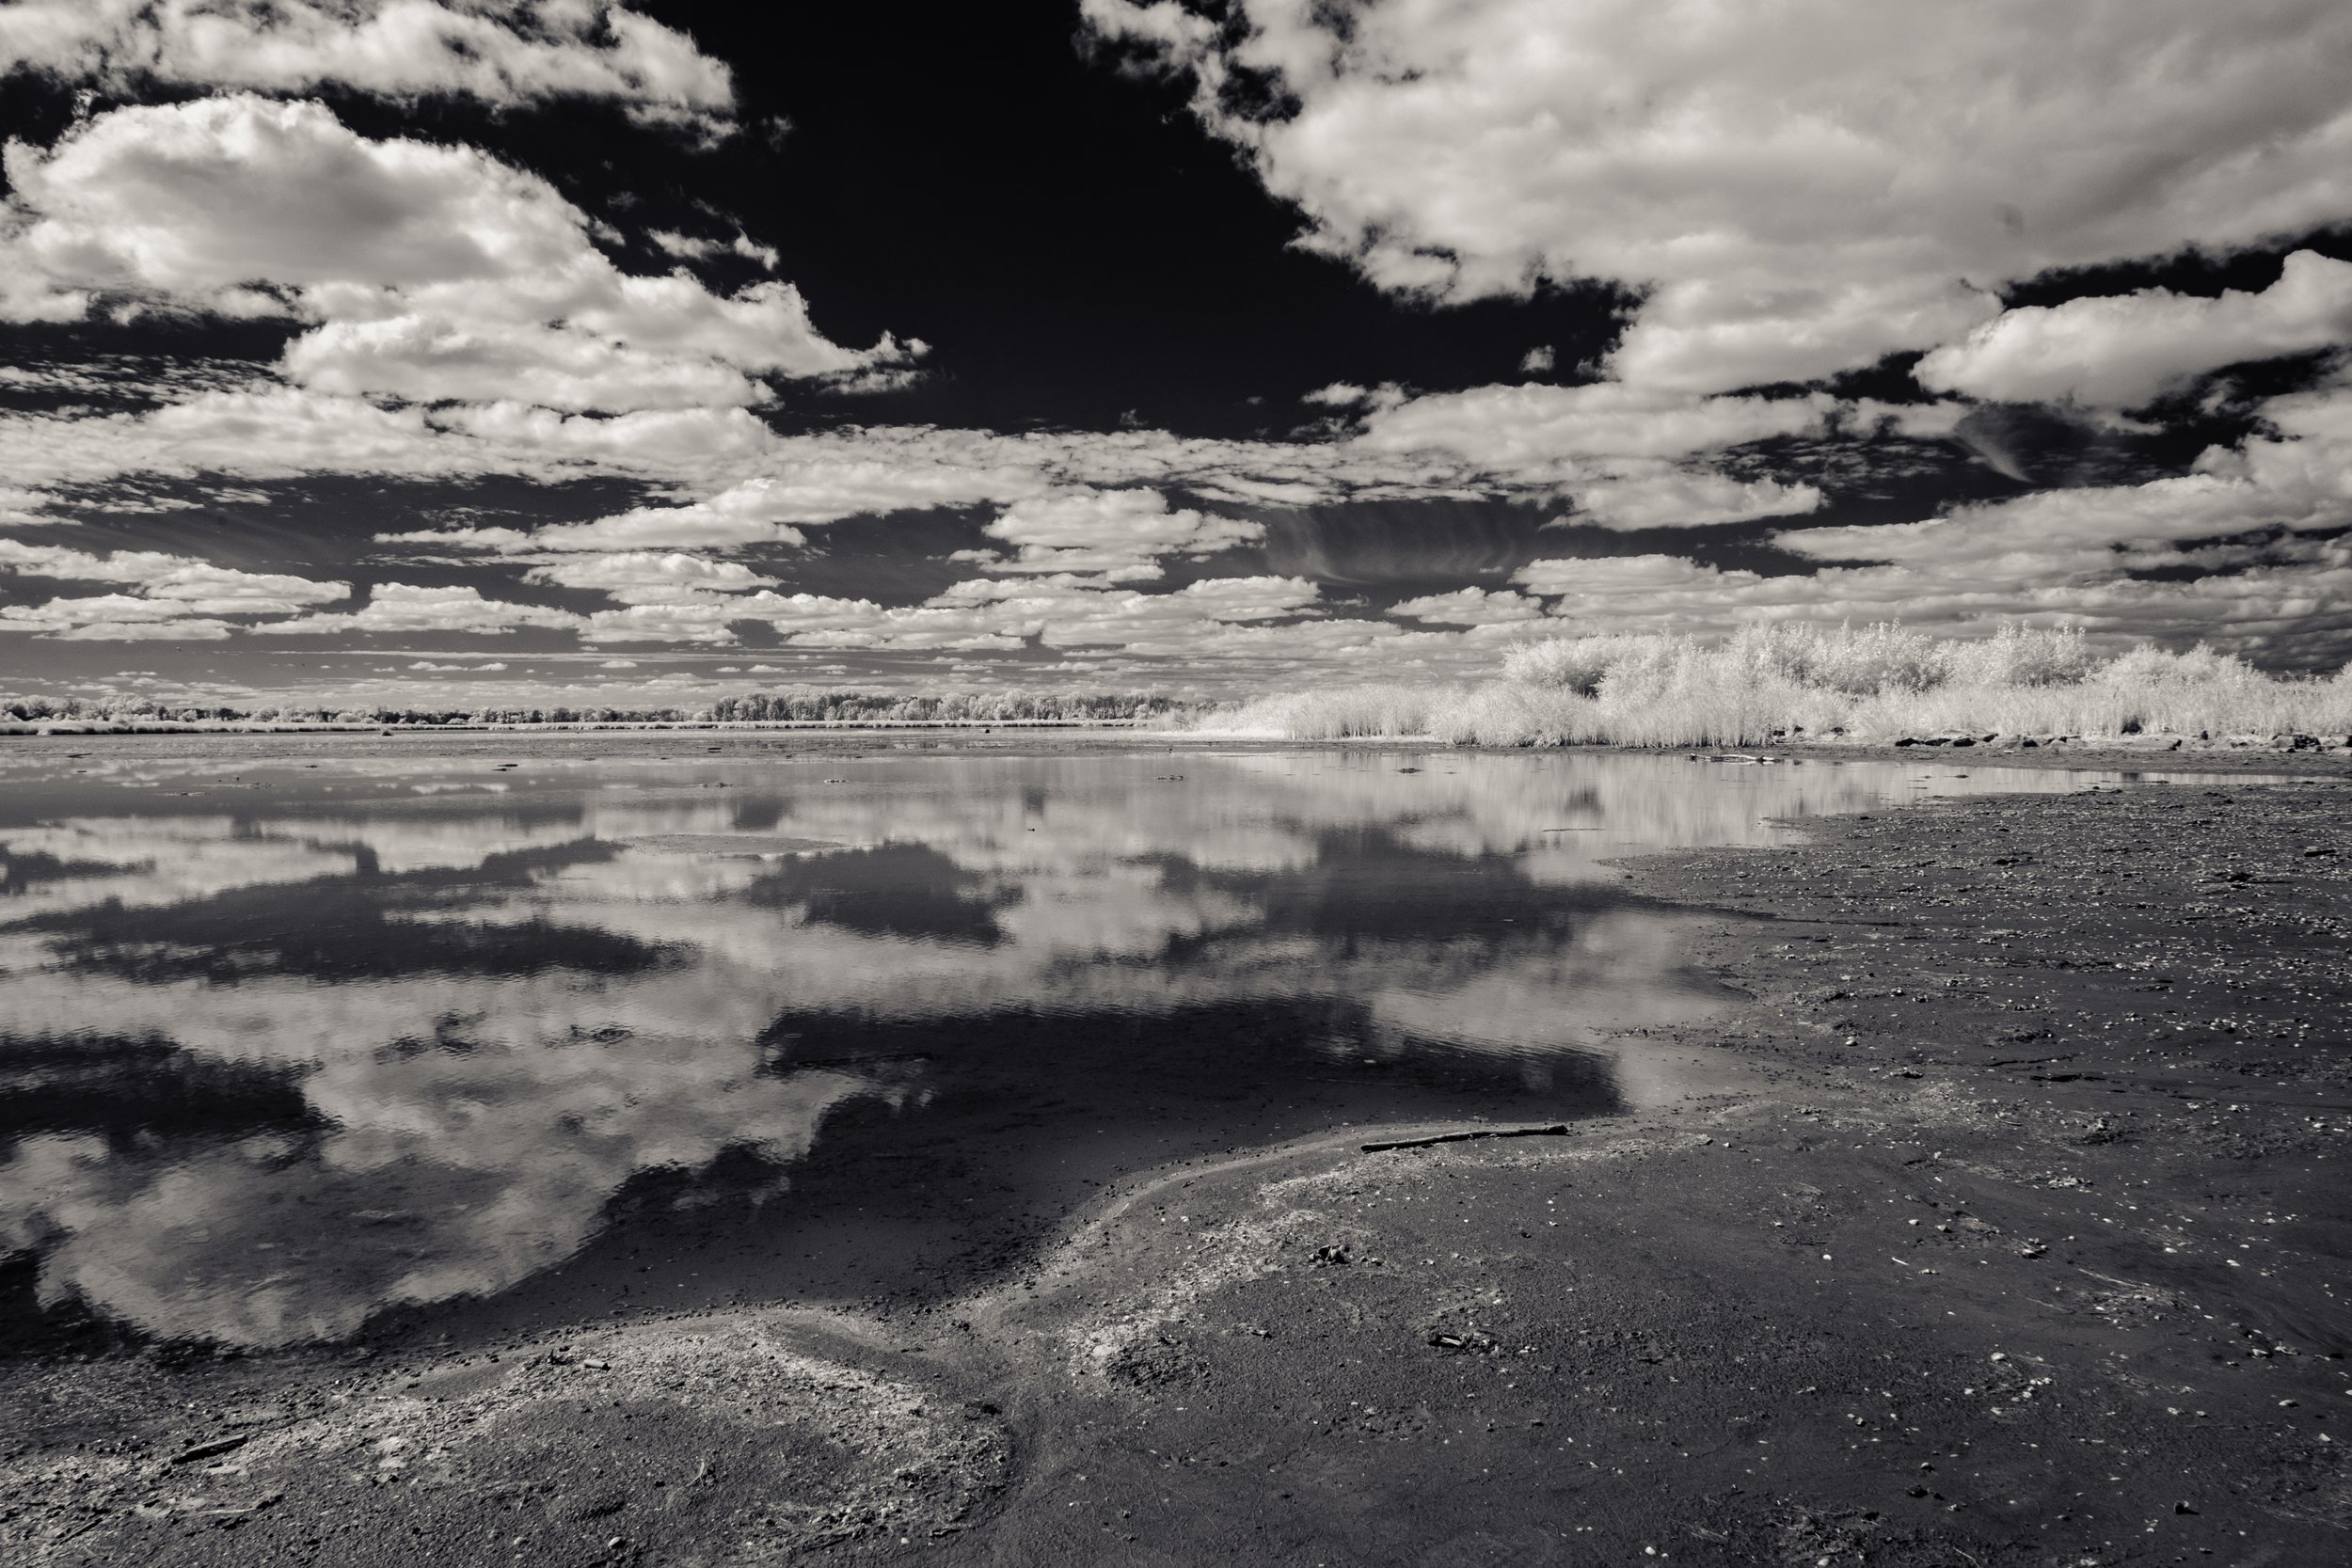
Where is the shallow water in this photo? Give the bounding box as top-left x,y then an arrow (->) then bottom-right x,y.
0,744 -> 2215,1350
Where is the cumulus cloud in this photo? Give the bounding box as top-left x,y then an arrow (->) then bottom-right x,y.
461,451 -> 1058,552
251,581 -> 584,636
0,540 -> 350,636
1089,0 -> 2352,391
566,570 -> 1338,659
579,599 -> 755,645
1388,587 -> 1546,626
0,2 -> 735,130
0,390 -> 791,497
1916,250 -> 2352,409
1558,469 -> 1822,531
5,368 -> 1868,552
1300,381 -> 1374,407
929,573 -> 1326,655
524,551 -> 779,604
1352,384 -> 1830,480
1343,383 -> 1834,517
1784,381 -> 2352,582
1496,379 -> 2352,657
0,594 -> 242,639
980,487 -> 1263,578
0,96 -> 908,409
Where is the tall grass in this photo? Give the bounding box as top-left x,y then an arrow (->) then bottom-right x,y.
1208,625 -> 2352,748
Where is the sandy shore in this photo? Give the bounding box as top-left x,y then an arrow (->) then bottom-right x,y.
3,746 -> 2347,1565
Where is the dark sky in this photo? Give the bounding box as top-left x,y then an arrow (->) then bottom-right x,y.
0,1 -> 2347,708
535,2 -> 1633,434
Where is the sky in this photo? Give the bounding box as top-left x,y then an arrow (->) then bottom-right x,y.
0,0 -> 2349,712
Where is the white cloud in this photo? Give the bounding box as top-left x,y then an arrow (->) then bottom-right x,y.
1389,587 -> 1546,626
0,96 -> 907,410
1843,400 -> 1971,440
1,96 -> 587,310
579,599 -> 748,645
0,388 -> 483,487
0,593 -> 242,639
0,389 -> 790,496
1497,382 -> 2352,657
2,540 -> 205,583
930,573 -> 1327,654
980,487 -> 1263,578
1351,382 -> 1831,486
1610,277 -> 2002,396
283,314 -> 783,412
0,2 -> 735,129
136,562 -> 353,614
0,485 -> 58,521
554,571 -> 1340,661
4,371 -> 1865,546
651,230 -> 781,270
649,230 -> 723,261
1558,469 -> 1822,531
476,451 -> 1056,552
1783,381 -> 2352,583
525,551 -> 779,604
251,582 -> 584,636
0,540 -> 350,630
743,591 -> 1037,653
1089,0 -> 2352,390
1916,250 -> 2352,409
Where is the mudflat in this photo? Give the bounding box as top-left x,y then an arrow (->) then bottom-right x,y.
3,743 -> 2347,1567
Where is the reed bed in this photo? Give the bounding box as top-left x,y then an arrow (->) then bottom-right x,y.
1205,626 -> 2352,748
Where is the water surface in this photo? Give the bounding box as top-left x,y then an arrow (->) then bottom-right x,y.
0,744 -> 2160,1349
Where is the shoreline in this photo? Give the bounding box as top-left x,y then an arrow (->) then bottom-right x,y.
2,723 -> 2348,777
3,754 -> 2348,1564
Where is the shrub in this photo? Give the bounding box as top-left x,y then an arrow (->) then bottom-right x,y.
1942,624 -> 2098,688
1222,625 -> 2349,746
1502,634 -> 1641,696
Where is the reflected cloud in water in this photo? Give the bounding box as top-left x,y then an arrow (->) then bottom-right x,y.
0,748 -> 2119,1348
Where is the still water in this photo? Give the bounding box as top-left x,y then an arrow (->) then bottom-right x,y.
0,743 -> 2138,1350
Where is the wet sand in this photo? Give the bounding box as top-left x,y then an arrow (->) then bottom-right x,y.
3,742 -> 2348,1566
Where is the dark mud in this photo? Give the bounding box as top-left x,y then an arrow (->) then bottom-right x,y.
3,752 -> 2348,1567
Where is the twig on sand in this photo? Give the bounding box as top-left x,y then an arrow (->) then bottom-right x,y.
1361,1124 -> 1570,1152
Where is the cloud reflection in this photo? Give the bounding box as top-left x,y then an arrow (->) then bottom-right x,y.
0,750 -> 2096,1346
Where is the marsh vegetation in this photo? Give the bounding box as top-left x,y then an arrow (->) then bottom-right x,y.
1210,624 -> 2352,747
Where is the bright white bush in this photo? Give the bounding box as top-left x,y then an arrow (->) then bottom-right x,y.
1211,623 -> 2351,746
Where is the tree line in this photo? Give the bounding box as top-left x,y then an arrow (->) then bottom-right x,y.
5,689 -> 1203,727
